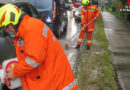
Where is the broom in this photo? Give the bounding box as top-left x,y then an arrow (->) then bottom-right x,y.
65,17 -> 96,49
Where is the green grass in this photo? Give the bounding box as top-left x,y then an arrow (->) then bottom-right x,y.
77,16 -> 118,90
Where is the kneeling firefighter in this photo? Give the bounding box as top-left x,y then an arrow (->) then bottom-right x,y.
75,0 -> 100,50
0,4 -> 78,90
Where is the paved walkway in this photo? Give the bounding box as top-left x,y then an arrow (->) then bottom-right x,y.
102,11 -> 130,90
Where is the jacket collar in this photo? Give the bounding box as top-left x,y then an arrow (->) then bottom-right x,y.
15,15 -> 30,38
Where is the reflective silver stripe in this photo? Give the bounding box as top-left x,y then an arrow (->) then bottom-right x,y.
83,10 -> 87,12
89,29 -> 95,31
52,36 -> 56,41
97,11 -> 101,13
89,10 -> 94,11
17,40 -> 24,47
81,17 -> 84,19
42,24 -> 49,37
87,40 -> 92,43
81,27 -> 85,30
63,79 -> 77,90
25,57 -> 40,67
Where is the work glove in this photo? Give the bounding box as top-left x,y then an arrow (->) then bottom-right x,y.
81,24 -> 85,30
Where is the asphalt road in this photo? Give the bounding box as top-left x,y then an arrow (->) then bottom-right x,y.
58,10 -> 80,70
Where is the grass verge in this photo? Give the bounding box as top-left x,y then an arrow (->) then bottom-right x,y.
77,16 -> 118,90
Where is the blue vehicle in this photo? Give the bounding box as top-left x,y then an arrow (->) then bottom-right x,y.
29,0 -> 54,31
29,0 -> 72,37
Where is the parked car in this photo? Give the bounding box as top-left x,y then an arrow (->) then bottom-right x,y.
29,0 -> 71,38
72,0 -> 81,8
54,0 -> 71,37
29,0 -> 54,31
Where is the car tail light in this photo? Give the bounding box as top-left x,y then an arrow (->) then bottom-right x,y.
73,2 -> 81,7
0,65 -> 2,69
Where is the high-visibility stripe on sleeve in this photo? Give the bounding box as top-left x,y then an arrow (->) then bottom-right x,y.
42,24 -> 49,37
81,15 -> 84,17
62,79 -> 77,90
83,10 -> 87,12
25,57 -> 40,67
89,9 -> 94,11
81,15 -> 84,19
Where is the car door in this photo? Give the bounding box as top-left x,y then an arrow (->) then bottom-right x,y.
0,31 -> 16,64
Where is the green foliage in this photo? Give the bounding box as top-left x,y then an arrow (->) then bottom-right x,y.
108,0 -> 130,24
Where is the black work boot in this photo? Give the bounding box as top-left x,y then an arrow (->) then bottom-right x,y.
86,46 -> 90,50
75,45 -> 80,49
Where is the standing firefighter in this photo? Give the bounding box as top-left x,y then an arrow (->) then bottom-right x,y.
75,0 -> 100,50
0,4 -> 78,90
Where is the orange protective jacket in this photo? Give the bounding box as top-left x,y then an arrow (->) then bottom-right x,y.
13,15 -> 78,90
81,5 -> 100,32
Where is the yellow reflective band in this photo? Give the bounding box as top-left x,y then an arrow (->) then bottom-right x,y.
78,38 -> 83,42
81,15 -> 84,17
81,9 -> 84,10
91,7 -> 95,9
11,64 -> 14,68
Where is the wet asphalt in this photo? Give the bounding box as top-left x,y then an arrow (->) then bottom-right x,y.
58,10 -> 80,71
102,11 -> 130,90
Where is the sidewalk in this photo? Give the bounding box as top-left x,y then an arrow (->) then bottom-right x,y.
102,11 -> 130,90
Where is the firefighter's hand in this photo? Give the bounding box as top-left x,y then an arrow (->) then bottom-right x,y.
94,17 -> 97,20
4,68 -> 16,81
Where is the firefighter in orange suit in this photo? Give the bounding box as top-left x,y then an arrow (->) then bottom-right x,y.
0,4 -> 78,90
75,0 -> 100,50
